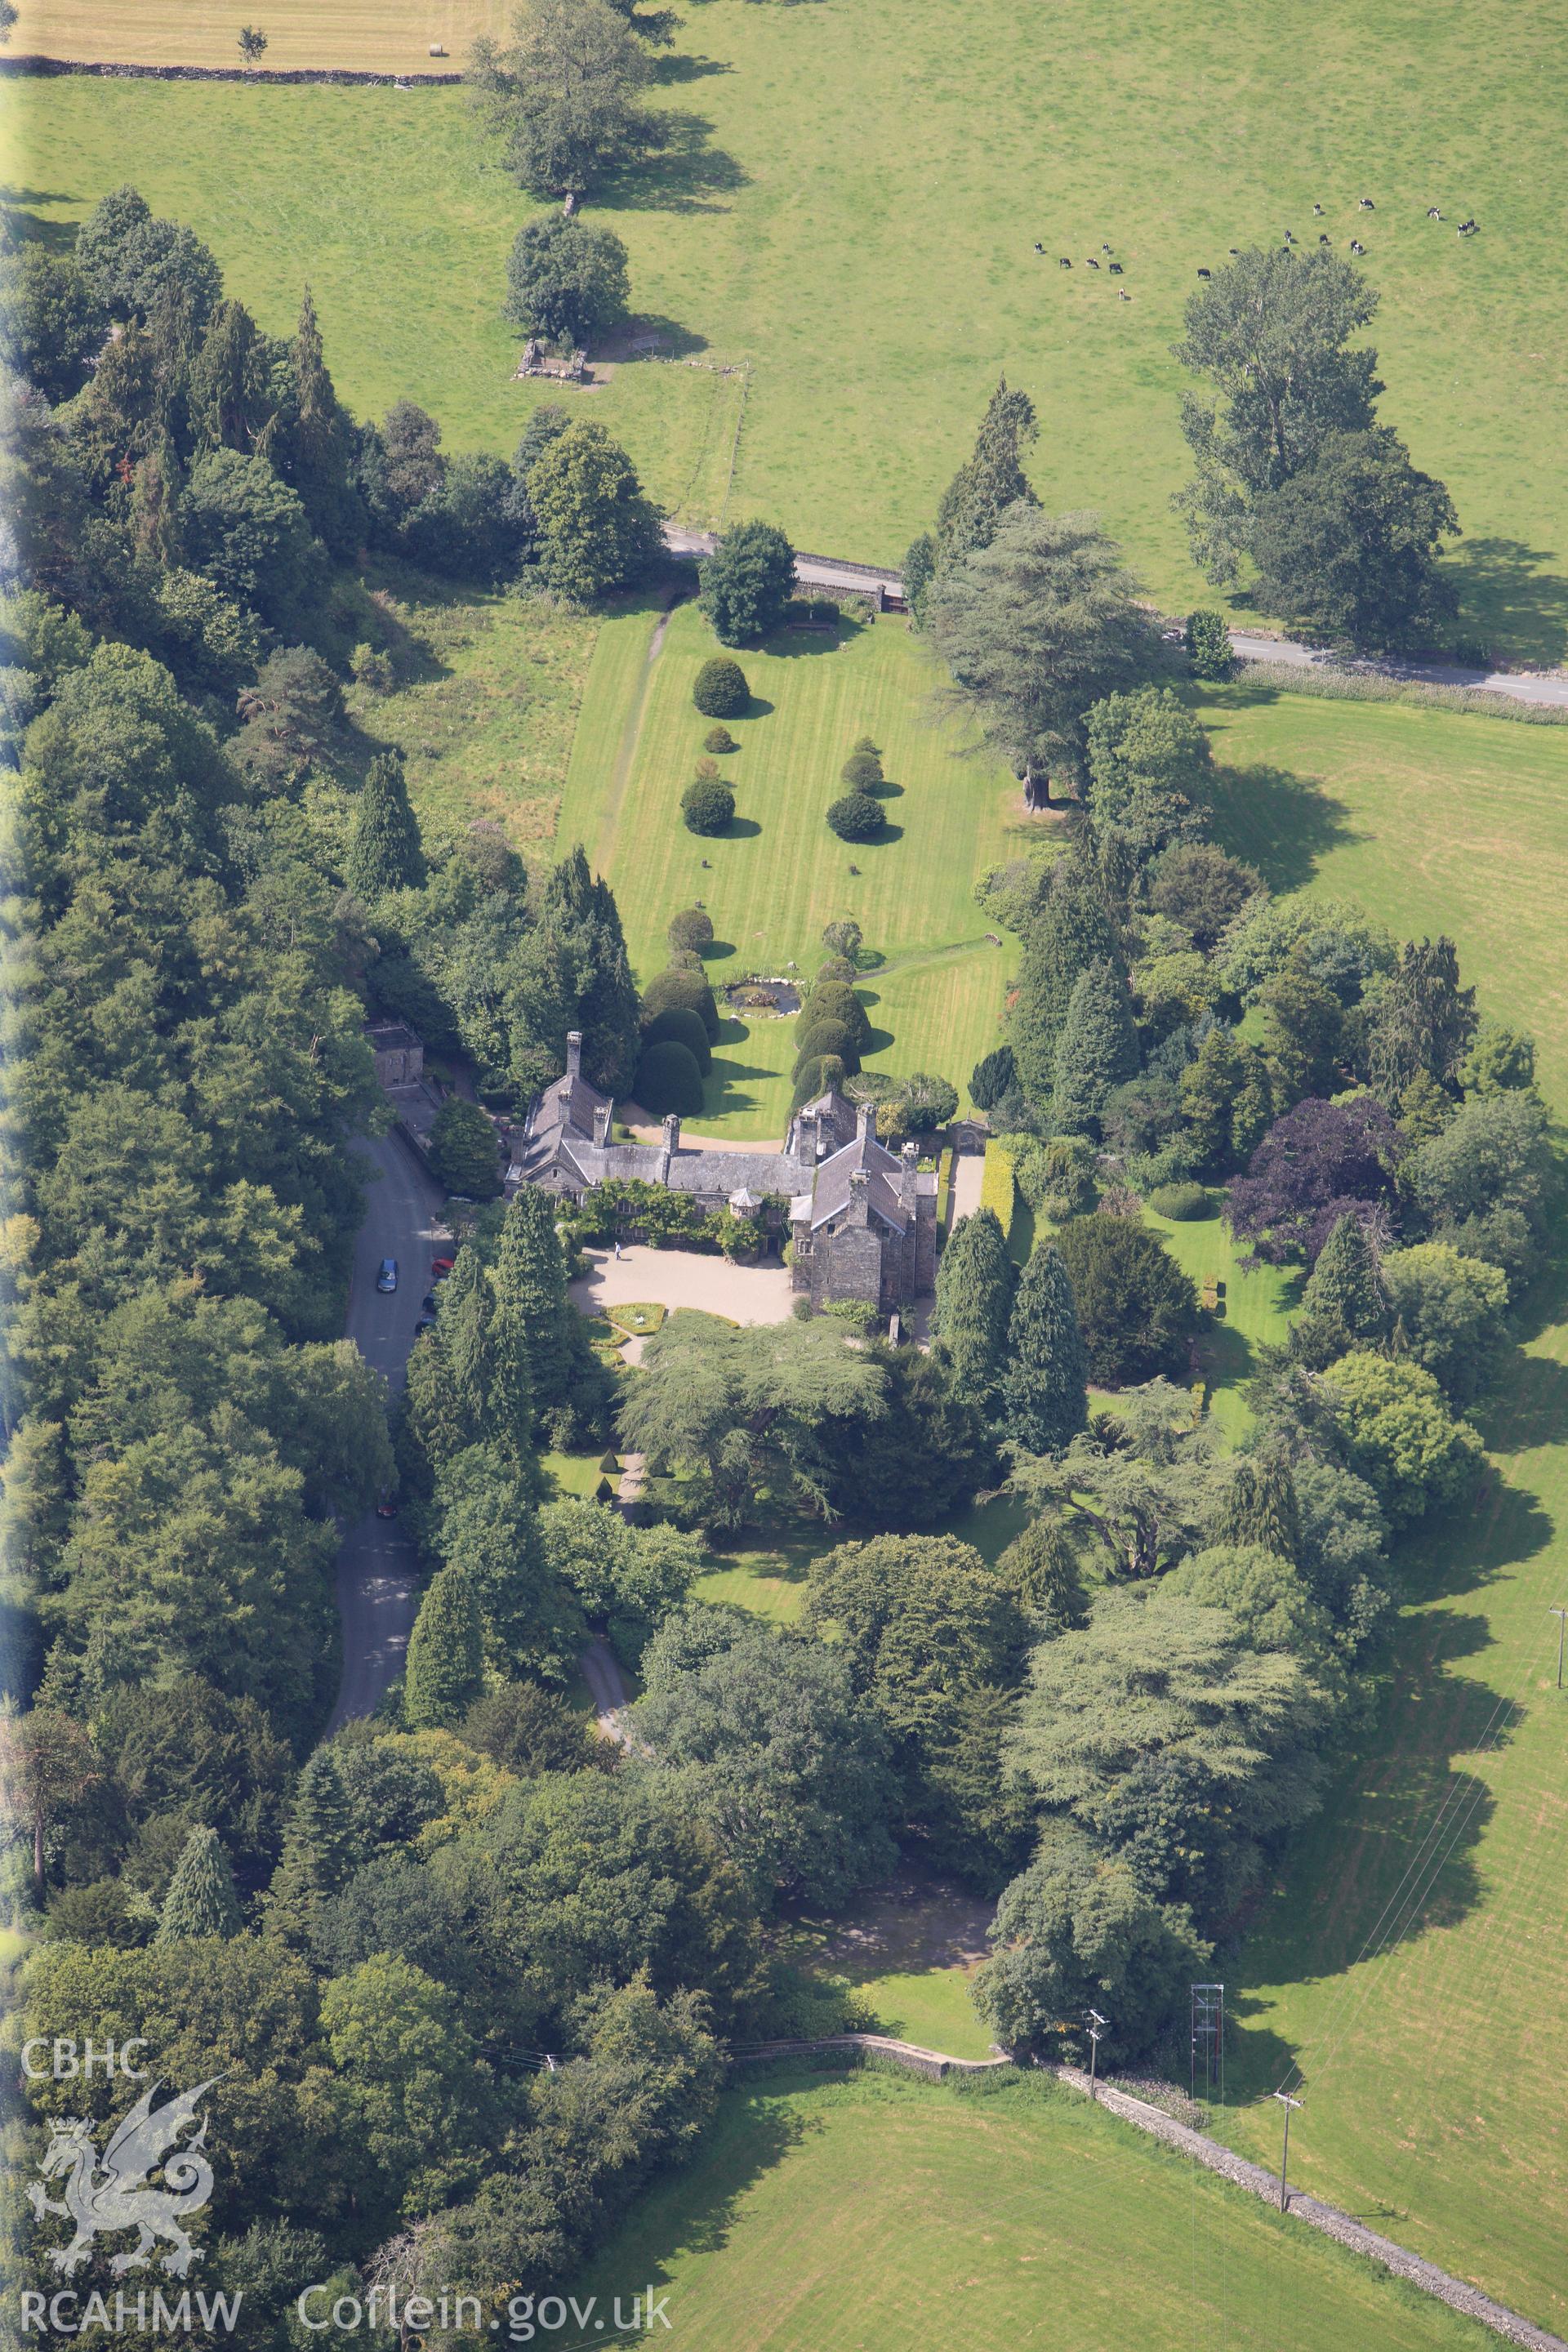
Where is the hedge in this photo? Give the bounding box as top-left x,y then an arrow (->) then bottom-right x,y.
667,906 -> 715,953
792,1017 -> 860,1078
1148,1181 -> 1214,1220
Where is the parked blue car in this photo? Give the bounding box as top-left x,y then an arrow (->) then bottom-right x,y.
376,1257 -> 399,1293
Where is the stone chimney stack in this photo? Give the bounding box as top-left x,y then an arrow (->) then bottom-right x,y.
593,1102 -> 612,1147
856,1101 -> 876,1143
662,1112 -> 681,1154
565,1030 -> 582,1080
901,1138 -> 919,1208
847,1165 -> 871,1223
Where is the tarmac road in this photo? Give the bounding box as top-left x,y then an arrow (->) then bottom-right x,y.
325,1130 -> 446,1735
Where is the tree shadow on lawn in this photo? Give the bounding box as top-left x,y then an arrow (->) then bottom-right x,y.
760,626 -> 846,660
594,310 -> 710,361
570,2091 -> 808,2322
1205,754 -> 1361,893
1446,535 -> 1568,670
649,48 -> 734,81
607,114 -> 749,214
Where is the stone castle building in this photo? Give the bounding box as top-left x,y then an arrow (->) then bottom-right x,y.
511,1031 -> 937,1312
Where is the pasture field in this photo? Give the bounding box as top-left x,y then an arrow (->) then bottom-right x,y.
1172,685 -> 1568,2331
555,597 -> 1023,1138
576,2065 -> 1499,2350
1200,684 -> 1568,1104
6,88 -> 745,525
15,0 -> 1568,657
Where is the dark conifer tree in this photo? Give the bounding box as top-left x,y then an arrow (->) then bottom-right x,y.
996,1516 -> 1090,1632
1002,1245 -> 1089,1454
345,750 -> 425,901
265,1748 -> 355,1945
1010,858 -> 1124,1102
935,378 -> 1039,567
933,1207 -> 1016,1415
1052,960 -> 1139,1134
404,1563 -> 485,1727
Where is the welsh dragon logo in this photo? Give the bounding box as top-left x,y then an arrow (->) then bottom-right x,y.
29,2078 -> 220,2278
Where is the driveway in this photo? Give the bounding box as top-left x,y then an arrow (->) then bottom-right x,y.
326,1130 -> 447,1735
571,1244 -> 795,1327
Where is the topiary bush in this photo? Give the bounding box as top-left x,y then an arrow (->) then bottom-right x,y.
840,748 -> 884,791
791,1018 -> 860,1079
642,1004 -> 713,1074
666,906 -> 715,954
814,956 -> 858,987
795,978 -> 871,1053
703,724 -> 738,754
969,1044 -> 1017,1111
1148,1181 -> 1214,1221
1184,609 -> 1235,680
682,777 -> 735,835
693,656 -> 749,718
642,963 -> 721,1042
822,916 -> 862,960
632,1037 -> 706,1116
826,791 -> 884,842
791,1052 -> 848,1109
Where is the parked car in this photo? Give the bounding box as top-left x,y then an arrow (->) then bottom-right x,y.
431,1257 -> 455,1279
421,1293 -> 438,1313
375,1494 -> 399,1520
376,1258 -> 399,1293
415,1316 -> 435,1335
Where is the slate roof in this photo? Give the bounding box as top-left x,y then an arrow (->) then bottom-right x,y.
802,1128 -> 911,1232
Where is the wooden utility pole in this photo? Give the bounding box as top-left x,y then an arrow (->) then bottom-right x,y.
1272,2090 -> 1303,2212
1087,2009 -> 1108,2100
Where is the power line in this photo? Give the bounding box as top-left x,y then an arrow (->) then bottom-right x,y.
1270,1609 -> 1557,2104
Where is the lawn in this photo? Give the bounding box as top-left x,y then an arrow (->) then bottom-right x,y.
555,597 -> 1022,1138
574,2065 -> 1500,2350
1146,1205 -> 1300,1440
16,0 -> 1568,658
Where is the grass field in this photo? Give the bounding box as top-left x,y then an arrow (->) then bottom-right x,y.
555,596 -> 1022,1138
350,565 -> 599,845
576,2065 -> 1499,2349
1159,687 -> 1568,2332
5,89 -> 746,523
14,0 -> 1568,657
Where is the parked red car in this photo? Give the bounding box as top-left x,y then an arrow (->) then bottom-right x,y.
431,1256 -> 455,1278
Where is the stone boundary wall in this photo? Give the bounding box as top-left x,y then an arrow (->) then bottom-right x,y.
1049,2065 -> 1568,2352
0,55 -> 463,83
736,2036 -> 1566,2350
736,2034 -> 1012,2085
